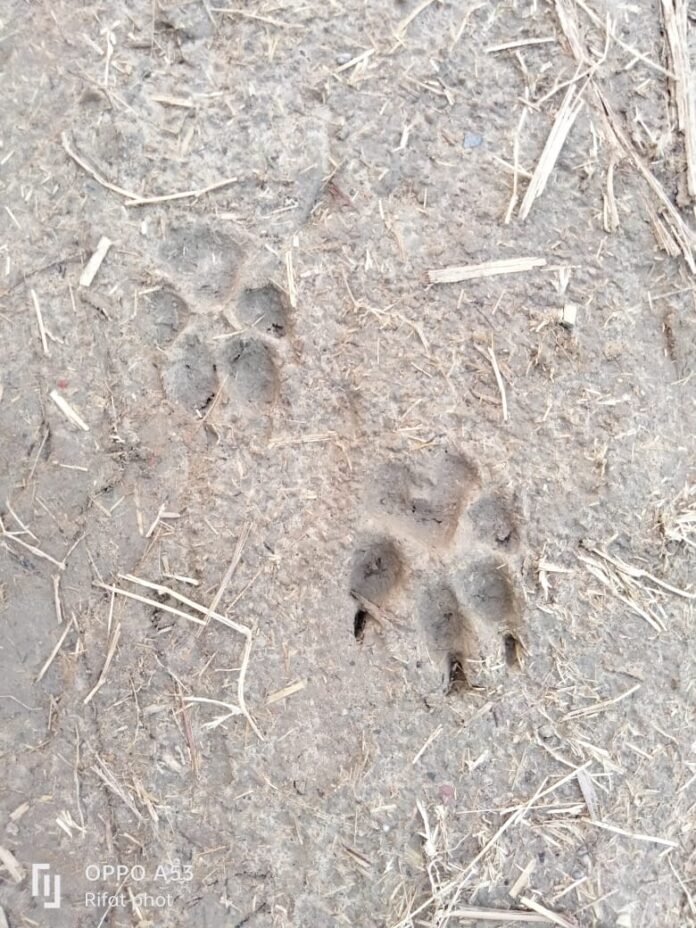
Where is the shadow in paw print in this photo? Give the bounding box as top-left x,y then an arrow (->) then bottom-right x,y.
349,538 -> 403,641
237,284 -> 289,338
372,451 -> 479,548
219,337 -> 279,412
162,331 -> 217,412
467,492 -> 519,549
140,287 -> 189,348
503,633 -> 522,668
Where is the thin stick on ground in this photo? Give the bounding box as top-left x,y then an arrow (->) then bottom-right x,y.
0,845 -> 25,883
447,906 -> 562,924
0,520 -> 66,570
53,575 -> 64,624
211,7 -> 301,28
518,897 -> 578,928
79,236 -> 112,287
30,289 -> 50,356
427,257 -> 546,284
488,345 -> 509,422
184,696 -> 243,714
91,754 -> 143,821
603,155 -> 620,232
4,500 -> 38,541
184,672 -> 262,741
519,84 -> 585,220
285,250 -> 297,308
237,632 -> 263,739
561,683 -> 641,722
486,36 -> 556,53
176,682 -> 201,777
200,522 -> 251,627
587,545 -> 695,599
125,176 -> 238,207
84,621 -> 122,705
49,389 -> 90,431
505,110 -> 527,223
266,679 -> 307,705
116,574 -> 251,635
580,817 -> 678,848
61,133 -> 138,200
95,582 -> 207,628
62,132 -> 237,208
36,616 -> 76,682
396,0 -> 437,35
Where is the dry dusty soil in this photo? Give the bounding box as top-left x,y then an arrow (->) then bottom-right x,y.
0,1 -> 695,926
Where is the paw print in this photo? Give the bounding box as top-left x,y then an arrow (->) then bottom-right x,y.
350,447 -> 524,693
160,280 -> 288,420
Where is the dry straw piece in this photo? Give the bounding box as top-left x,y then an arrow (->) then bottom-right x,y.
62,132 -> 237,208
661,0 -> 696,198
519,85 -> 585,220
392,764 -> 590,927
79,236 -> 112,288
0,846 -> 24,884
553,0 -> 696,272
30,289 -> 50,355
49,389 -> 90,431
427,256 -> 547,284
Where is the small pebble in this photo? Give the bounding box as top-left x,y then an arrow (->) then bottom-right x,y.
560,302 -> 578,329
464,131 -> 483,149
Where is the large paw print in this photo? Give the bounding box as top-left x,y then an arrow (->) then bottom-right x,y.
350,448 -> 524,693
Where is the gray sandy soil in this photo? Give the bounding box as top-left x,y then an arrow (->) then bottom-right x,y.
0,2 -> 694,927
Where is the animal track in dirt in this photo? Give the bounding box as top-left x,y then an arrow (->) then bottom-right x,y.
420,562 -> 522,692
349,538 -> 404,641
370,450 -> 479,548
451,555 -> 519,626
466,491 -> 519,550
139,286 -> 189,348
161,330 -> 217,412
218,337 -> 279,412
353,449 -> 524,692
237,284 -> 289,338
158,221 -> 244,303
418,583 -> 473,693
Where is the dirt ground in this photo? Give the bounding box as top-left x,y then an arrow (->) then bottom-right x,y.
0,1 -> 695,926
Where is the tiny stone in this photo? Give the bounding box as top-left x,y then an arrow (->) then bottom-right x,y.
464,131 -> 483,149
560,302 -> 578,328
